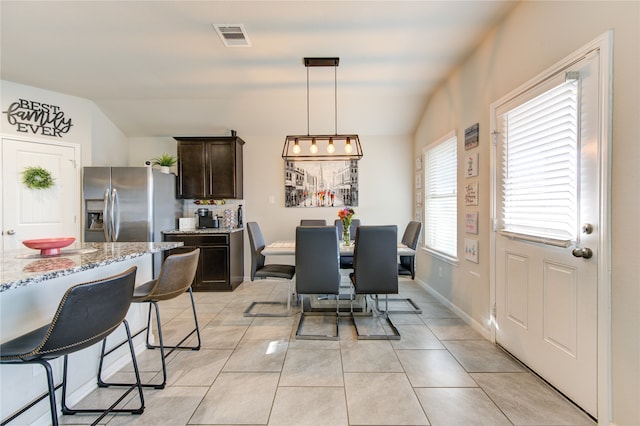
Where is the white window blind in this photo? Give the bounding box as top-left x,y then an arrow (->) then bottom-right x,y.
424,134 -> 457,257
498,78 -> 579,243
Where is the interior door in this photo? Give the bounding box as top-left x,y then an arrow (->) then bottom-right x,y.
494,51 -> 600,417
2,138 -> 79,251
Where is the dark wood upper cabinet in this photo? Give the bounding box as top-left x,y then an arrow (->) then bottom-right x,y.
174,136 -> 244,199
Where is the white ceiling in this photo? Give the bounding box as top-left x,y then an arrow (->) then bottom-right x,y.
1,1 -> 516,138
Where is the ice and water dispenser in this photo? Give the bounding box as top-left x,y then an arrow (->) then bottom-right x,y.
85,199 -> 104,234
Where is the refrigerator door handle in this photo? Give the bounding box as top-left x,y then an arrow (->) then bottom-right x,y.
103,188 -> 111,241
111,188 -> 119,241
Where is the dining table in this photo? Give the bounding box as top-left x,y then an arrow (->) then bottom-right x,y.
261,240 -> 416,313
261,240 -> 416,256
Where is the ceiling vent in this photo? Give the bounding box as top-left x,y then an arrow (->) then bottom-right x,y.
212,24 -> 251,47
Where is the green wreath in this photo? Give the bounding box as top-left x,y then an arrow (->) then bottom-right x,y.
22,166 -> 55,190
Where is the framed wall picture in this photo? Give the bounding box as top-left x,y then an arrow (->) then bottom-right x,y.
284,160 -> 358,207
415,156 -> 422,171
416,191 -> 422,206
465,152 -> 479,178
464,123 -> 479,150
415,173 -> 422,189
465,212 -> 479,234
464,238 -> 479,263
464,182 -> 478,206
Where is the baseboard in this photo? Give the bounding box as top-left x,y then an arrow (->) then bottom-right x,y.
414,277 -> 493,341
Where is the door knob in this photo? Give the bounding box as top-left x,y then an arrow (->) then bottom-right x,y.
581,224 -> 593,234
572,247 -> 593,259
5,229 -> 16,235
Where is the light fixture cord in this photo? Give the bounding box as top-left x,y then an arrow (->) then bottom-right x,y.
307,66 -> 310,136
334,64 -> 338,135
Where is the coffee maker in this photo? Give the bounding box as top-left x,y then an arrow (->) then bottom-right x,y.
196,208 -> 219,228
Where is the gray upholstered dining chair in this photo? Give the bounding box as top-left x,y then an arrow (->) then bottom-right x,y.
381,220 -> 424,314
300,219 -> 327,226
295,225 -> 341,339
349,225 -> 401,339
243,222 -> 296,317
334,218 -> 361,269
398,221 -> 422,279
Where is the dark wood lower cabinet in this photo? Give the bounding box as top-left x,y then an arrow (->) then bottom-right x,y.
163,231 -> 244,291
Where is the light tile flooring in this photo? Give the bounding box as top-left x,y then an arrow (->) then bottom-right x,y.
63,276 -> 595,426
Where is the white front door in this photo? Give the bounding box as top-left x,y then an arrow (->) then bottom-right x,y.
493,48 -> 603,417
2,138 -> 80,251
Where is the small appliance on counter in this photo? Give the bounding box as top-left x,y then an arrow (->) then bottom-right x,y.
196,208 -> 220,228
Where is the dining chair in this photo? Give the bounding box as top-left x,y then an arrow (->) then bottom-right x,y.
398,221 -> 422,279
295,225 -> 341,339
98,248 -> 201,389
300,219 -> 327,226
243,222 -> 296,317
0,267 -> 144,426
350,225 -> 401,339
334,218 -> 361,269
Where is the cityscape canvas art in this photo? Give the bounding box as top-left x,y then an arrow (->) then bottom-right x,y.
284,160 -> 359,208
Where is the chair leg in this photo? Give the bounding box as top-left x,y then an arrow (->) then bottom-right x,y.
62,320 -> 144,424
0,359 -> 62,426
41,359 -> 59,426
243,279 -> 295,317
295,295 -> 339,340
375,294 -> 422,314
146,288 -> 201,352
352,294 -> 401,340
98,290 -> 201,390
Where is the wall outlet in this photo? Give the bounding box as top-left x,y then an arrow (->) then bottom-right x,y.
268,195 -> 275,205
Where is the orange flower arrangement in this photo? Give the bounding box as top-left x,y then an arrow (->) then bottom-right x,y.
338,208 -> 355,244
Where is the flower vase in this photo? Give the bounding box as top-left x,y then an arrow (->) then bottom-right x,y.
343,224 -> 351,246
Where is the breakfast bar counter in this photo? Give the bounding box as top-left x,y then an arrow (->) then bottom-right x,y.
0,241 -> 182,293
0,241 -> 182,424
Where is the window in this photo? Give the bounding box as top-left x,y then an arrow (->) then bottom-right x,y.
496,75 -> 579,245
423,132 -> 457,258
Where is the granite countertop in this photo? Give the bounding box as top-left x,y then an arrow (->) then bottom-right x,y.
163,227 -> 244,235
0,241 -> 182,292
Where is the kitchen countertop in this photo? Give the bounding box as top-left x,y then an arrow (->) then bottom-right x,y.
163,227 -> 244,235
0,241 -> 183,292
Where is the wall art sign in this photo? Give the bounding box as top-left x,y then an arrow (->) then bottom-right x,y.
464,123 -> 479,150
465,152 -> 479,178
2,98 -> 73,137
464,238 -> 479,263
284,160 -> 359,208
464,182 -> 479,206
465,212 -> 479,234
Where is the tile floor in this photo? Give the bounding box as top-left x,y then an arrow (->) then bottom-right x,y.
63,276 -> 595,425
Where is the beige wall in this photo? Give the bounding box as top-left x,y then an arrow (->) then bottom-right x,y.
414,1 -> 639,424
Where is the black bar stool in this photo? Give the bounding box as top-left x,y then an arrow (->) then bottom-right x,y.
0,267 -> 144,426
98,248 -> 201,389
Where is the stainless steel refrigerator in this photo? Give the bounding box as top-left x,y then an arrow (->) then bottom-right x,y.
83,167 -> 182,275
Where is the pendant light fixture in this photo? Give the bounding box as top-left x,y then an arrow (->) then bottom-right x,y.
282,57 -> 363,161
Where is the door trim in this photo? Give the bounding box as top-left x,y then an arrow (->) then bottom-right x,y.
489,31 -> 612,422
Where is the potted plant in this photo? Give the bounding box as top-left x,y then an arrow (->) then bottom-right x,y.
151,154 -> 177,174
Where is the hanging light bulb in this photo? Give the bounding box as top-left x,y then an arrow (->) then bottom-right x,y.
344,137 -> 353,154
310,138 -> 318,154
292,138 -> 301,154
327,138 -> 335,153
